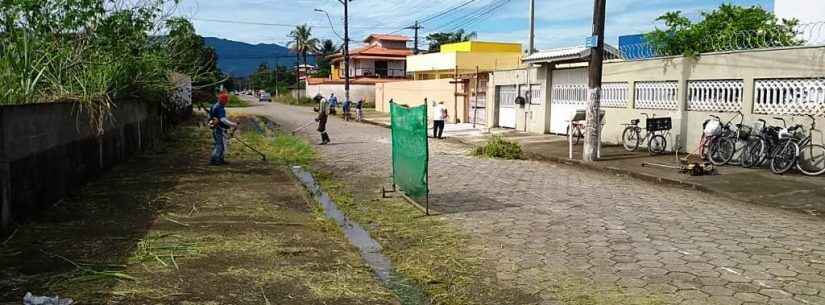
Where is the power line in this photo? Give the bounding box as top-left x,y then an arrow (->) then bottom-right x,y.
387,0 -> 480,35
428,0 -> 502,33
190,17 -> 397,29
421,0 -> 480,23
445,0 -> 513,33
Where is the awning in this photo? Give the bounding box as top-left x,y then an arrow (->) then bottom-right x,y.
523,45 -> 621,64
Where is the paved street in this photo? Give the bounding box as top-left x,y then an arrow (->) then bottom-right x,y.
237,102 -> 825,305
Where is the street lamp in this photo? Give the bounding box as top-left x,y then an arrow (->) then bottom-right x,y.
314,9 -> 343,40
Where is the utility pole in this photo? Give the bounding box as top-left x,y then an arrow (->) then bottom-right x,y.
295,36 -> 300,84
583,0 -> 606,162
339,0 -> 351,103
406,21 -> 422,54
528,0 -> 535,55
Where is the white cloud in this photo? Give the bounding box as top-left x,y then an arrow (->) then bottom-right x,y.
179,0 -> 772,48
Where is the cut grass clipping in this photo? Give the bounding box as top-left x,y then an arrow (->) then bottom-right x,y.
472,135 -> 522,159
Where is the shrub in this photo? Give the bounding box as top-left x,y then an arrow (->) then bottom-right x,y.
276,94 -> 316,106
472,135 -> 522,159
226,95 -> 248,107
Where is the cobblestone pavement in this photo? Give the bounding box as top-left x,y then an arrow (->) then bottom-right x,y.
237,102 -> 825,305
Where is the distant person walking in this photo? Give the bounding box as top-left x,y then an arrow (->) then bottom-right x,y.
314,95 -> 331,145
355,97 -> 365,122
342,98 -> 352,121
433,101 -> 448,139
328,93 -> 338,116
208,91 -> 238,165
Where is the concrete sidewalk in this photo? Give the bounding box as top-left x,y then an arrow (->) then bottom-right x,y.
362,112 -> 825,216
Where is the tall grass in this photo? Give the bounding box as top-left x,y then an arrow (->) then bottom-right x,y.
0,1 -> 217,133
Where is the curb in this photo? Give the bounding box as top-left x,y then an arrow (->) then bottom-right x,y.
358,118 -> 715,195
360,118 -> 391,128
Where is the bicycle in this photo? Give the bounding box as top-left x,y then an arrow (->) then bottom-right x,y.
770,115 -> 825,176
703,112 -> 750,166
742,118 -> 784,168
622,113 -> 671,155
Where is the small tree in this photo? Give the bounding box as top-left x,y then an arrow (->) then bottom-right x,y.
288,24 -> 319,77
646,4 -> 801,57
425,29 -> 477,53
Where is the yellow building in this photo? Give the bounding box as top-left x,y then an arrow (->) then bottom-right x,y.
406,41 -> 523,80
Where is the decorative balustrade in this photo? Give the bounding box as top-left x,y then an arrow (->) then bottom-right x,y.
754,78 -> 825,116
601,82 -> 629,108
687,80 -> 744,112
551,83 -> 587,105
635,81 -> 679,110
521,85 -> 544,105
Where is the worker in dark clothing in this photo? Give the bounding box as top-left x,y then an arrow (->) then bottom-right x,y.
314,95 -> 331,145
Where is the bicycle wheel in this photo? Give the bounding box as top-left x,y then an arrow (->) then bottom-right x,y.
770,141 -> 799,174
622,127 -> 640,152
648,134 -> 667,155
708,137 -> 735,166
797,144 -> 825,176
742,138 -> 766,168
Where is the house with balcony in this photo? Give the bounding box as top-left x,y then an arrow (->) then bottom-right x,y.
305,34 -> 411,104
328,34 -> 413,80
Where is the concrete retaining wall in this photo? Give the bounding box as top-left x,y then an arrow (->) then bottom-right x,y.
305,84 -> 375,104
0,100 -> 182,230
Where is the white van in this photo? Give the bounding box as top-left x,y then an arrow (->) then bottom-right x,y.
259,92 -> 271,102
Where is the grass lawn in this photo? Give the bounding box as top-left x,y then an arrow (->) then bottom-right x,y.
0,116 -> 396,305
225,95 -> 249,107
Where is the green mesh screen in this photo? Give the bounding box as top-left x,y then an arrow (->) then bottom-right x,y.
390,102 -> 429,200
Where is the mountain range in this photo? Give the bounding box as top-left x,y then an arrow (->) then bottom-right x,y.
204,37 -> 314,77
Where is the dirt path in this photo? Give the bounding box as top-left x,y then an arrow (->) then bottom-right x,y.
0,117 -> 397,305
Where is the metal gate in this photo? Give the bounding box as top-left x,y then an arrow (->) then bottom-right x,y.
550,68 -> 588,134
469,78 -> 488,126
497,85 -> 517,128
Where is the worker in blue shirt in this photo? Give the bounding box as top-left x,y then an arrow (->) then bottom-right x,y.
327,93 -> 338,115
208,91 -> 238,165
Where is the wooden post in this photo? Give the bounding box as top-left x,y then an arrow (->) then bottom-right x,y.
473,66 -> 480,128
583,0 -> 606,162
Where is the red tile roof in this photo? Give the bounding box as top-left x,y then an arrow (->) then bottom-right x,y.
307,77 -> 407,85
329,44 -> 413,62
364,34 -> 410,43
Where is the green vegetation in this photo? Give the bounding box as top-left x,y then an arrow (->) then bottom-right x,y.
239,116 -> 317,165
249,64 -> 298,96
276,94 -> 317,106
225,95 -> 249,107
425,29 -> 477,53
472,135 -> 522,159
0,115 -> 393,304
314,39 -> 341,78
316,173 -> 539,305
0,1 -> 223,130
646,4 -> 801,56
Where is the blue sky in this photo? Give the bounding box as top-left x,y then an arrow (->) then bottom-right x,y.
176,0 -> 773,49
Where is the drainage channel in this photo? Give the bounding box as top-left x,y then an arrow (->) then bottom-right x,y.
290,166 -> 427,305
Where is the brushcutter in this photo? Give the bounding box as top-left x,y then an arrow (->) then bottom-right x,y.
291,120 -> 317,135
230,128 -> 267,161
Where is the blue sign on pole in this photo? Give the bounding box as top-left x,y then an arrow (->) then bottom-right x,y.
585,35 -> 598,48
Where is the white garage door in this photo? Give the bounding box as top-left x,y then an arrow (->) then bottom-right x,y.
497,85 -> 518,128
550,68 -> 588,134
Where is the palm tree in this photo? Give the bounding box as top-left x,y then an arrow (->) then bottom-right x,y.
287,24 -> 319,78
